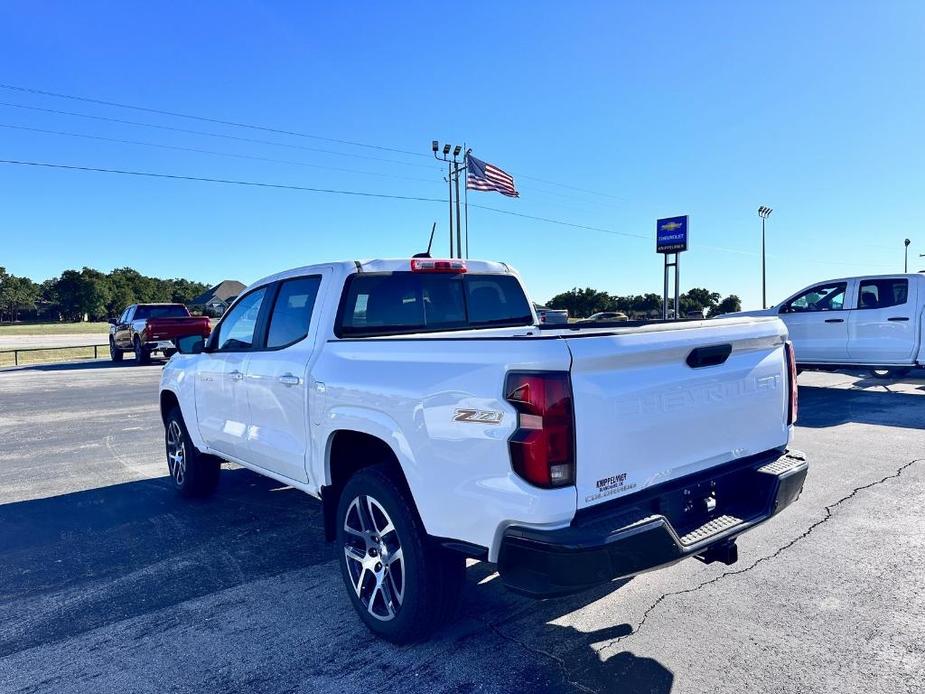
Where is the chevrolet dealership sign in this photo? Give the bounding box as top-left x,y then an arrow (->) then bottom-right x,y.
656,215 -> 689,253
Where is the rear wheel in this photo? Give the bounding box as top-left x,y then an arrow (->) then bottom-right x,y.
164,406 -> 220,498
335,465 -> 464,643
134,336 -> 151,365
871,367 -> 911,379
109,337 -> 123,362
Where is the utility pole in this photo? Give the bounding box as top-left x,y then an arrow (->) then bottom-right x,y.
758,206 -> 773,309
453,146 -> 462,259
432,140 -> 467,258
904,239 -> 911,272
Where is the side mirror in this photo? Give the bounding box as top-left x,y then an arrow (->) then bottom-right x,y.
778,305 -> 789,314
108,317 -> 117,325
176,335 -> 205,355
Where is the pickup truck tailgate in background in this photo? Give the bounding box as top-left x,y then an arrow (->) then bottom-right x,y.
564,318 -> 791,510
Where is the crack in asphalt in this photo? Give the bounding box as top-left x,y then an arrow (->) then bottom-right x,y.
472,613 -> 599,694
470,457 -> 923,692
597,457 -> 925,654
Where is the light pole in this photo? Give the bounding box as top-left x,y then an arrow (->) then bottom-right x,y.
758,206 -> 773,309
432,140 -> 467,258
904,239 -> 911,272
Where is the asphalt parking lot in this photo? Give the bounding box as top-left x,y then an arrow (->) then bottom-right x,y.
0,362 -> 923,694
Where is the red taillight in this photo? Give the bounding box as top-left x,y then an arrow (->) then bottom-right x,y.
785,340 -> 798,425
409,258 -> 467,273
505,372 -> 575,488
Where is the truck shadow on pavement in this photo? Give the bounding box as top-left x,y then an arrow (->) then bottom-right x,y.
0,467 -> 673,693
796,384 -> 925,430
461,562 -> 674,692
1,359 -> 165,373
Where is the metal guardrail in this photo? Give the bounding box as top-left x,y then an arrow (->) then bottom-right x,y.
0,343 -> 106,367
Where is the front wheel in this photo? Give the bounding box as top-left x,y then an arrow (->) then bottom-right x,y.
335,465 -> 464,643
164,406 -> 220,498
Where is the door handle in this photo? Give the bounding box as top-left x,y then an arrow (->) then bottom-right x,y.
824,318 -> 844,323
888,317 -> 909,322
278,373 -> 302,386
229,370 -> 244,381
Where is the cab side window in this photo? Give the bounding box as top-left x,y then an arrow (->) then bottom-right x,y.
266,277 -> 322,349
784,282 -> 847,312
857,279 -> 908,310
215,288 -> 268,351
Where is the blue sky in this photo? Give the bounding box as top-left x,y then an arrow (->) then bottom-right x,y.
1,1 -> 922,308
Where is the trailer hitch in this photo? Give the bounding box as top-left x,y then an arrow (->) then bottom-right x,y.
695,540 -> 739,566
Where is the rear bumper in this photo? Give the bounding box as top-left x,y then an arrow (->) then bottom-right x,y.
498,448 -> 808,597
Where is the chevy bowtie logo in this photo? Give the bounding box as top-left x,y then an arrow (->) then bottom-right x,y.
660,221 -> 682,231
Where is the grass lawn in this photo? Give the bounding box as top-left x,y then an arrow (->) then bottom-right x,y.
0,322 -> 110,335
0,345 -> 109,368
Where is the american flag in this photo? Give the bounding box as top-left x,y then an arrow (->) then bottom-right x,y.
466,153 -> 519,198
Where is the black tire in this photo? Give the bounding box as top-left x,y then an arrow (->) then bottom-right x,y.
164,406 -> 220,498
134,336 -> 151,365
871,367 -> 910,380
109,337 -> 123,362
162,349 -> 177,360
335,464 -> 465,644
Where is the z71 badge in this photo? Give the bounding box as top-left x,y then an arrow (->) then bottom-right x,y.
453,409 -> 503,424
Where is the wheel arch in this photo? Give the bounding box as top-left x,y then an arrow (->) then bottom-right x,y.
160,389 -> 181,426
322,428 -> 417,542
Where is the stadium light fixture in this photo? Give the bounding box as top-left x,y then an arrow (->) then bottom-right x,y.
758,206 -> 773,308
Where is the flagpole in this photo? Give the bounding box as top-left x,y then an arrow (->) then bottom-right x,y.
464,146 -> 470,259
453,154 -> 462,259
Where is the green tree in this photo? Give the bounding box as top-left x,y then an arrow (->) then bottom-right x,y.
0,270 -> 40,322
680,287 -> 721,317
710,295 -> 742,317
53,268 -> 110,321
546,287 -> 614,318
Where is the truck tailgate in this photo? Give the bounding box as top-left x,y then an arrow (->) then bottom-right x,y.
145,317 -> 211,340
564,317 -> 791,510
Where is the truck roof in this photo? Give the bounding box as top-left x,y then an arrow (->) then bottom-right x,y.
813,273 -> 924,284
248,258 -> 516,293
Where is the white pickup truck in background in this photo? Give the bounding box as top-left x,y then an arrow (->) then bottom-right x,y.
159,258 -> 807,643
727,273 -> 924,378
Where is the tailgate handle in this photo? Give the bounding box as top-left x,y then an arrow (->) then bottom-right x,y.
686,344 -> 732,368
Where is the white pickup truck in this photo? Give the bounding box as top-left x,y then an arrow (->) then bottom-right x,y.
728,273 -> 925,378
160,258 -> 807,643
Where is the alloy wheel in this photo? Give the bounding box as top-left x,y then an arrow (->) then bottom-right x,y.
343,494 -> 405,621
166,420 -> 186,486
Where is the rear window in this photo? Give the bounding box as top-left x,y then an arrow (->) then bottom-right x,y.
857,278 -> 908,309
337,273 -> 533,336
134,305 -> 189,320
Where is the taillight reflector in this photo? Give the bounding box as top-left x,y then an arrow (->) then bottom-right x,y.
785,340 -> 798,425
409,258 -> 467,273
505,372 -> 575,488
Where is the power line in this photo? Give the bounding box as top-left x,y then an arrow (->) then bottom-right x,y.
515,173 -> 626,202
0,82 -> 627,200
0,158 -> 446,202
0,123 -> 437,184
0,101 -> 440,170
0,82 -> 428,158
0,156 -> 890,270
469,203 -> 892,268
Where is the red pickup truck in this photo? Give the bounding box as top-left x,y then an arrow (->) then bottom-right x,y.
109,303 -> 211,364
